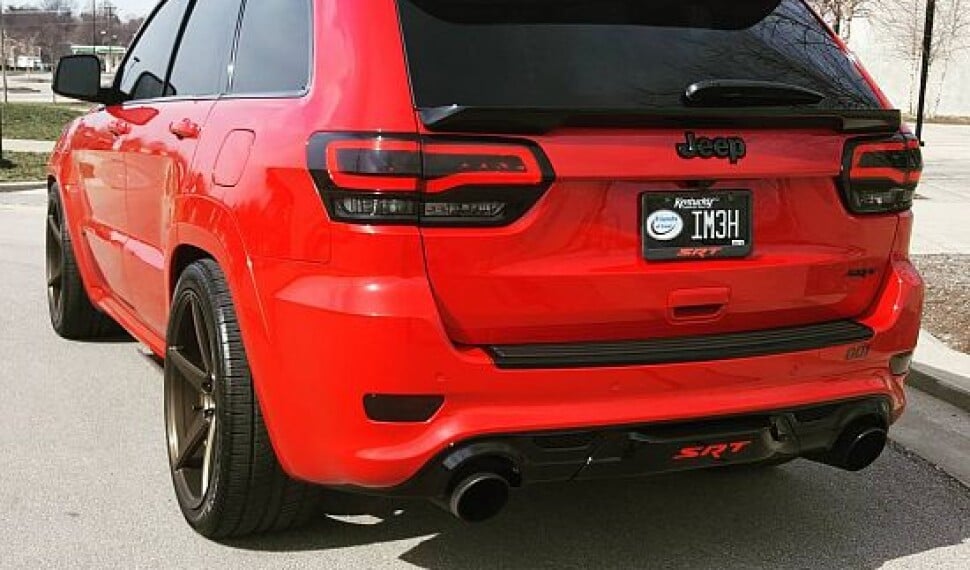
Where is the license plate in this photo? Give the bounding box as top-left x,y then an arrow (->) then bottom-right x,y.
641,190 -> 752,261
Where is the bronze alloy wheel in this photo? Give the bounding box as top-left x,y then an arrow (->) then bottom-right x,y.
165,289 -> 219,509
45,197 -> 65,320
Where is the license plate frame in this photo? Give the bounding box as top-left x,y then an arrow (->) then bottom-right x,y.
641,190 -> 753,261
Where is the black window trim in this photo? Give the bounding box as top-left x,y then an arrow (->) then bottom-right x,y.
112,0 -> 194,106
110,1 -> 163,98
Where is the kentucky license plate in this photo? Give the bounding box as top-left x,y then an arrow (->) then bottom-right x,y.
642,191 -> 753,261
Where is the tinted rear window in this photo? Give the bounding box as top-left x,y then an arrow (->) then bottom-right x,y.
230,0 -> 311,95
397,0 -> 881,110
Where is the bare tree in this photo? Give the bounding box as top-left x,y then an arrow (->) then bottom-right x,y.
874,0 -> 970,114
40,0 -> 75,10
39,0 -> 77,66
808,0 -> 872,39
116,17 -> 144,46
3,1 -> 141,75
67,1 -> 138,48
5,2 -> 76,68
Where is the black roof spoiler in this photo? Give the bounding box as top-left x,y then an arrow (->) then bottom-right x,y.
419,106 -> 902,135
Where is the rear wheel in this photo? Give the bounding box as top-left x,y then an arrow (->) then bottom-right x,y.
46,184 -> 120,339
165,259 -> 320,538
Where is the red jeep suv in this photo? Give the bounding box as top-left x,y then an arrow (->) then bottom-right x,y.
48,0 -> 924,537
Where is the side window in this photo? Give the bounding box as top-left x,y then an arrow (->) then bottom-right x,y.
169,0 -> 245,98
118,0 -> 190,101
231,0 -> 311,95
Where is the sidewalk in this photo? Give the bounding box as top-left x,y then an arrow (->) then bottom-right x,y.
904,124 -> 970,413
910,124 -> 970,255
2,139 -> 55,153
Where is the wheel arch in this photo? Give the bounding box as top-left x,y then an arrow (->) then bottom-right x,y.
168,195 -> 270,340
169,244 -> 214,298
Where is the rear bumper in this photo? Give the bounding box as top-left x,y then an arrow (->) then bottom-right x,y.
356,396 -> 892,498
244,255 -> 922,490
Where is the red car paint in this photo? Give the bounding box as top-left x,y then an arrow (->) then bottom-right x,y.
49,0 -> 923,489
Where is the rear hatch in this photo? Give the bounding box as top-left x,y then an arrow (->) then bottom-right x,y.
396,0 -> 906,346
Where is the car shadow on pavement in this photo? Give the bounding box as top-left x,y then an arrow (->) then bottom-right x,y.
81,332 -> 135,344
225,453 -> 970,569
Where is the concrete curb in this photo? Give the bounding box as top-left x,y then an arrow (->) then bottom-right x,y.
0,181 -> 47,193
910,330 -> 970,414
909,363 -> 970,414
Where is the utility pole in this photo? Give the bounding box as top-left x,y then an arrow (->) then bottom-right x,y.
915,0 -> 936,143
1,0 -> 7,167
0,0 -> 6,105
91,0 -> 97,56
104,3 -> 113,73
105,4 -> 113,40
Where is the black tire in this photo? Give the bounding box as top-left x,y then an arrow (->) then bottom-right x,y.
46,184 -> 121,339
165,259 -> 320,538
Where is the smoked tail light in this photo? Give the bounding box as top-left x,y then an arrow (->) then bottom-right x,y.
307,133 -> 554,226
841,134 -> 922,214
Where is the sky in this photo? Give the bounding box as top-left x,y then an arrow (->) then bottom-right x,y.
107,0 -> 158,19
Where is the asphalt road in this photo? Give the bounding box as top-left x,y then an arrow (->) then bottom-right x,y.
2,191 -> 969,569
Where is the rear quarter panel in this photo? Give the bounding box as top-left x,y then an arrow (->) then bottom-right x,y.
172,0 -> 421,471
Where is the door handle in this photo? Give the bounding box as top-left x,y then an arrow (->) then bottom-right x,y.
107,119 -> 131,137
170,119 -> 201,140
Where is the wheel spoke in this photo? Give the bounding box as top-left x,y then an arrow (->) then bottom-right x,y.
167,346 -> 209,393
174,414 -> 209,471
200,414 -> 217,496
190,300 -> 212,373
47,214 -> 61,242
48,262 -> 63,287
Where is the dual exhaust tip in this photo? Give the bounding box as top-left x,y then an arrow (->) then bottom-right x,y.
440,419 -> 888,523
